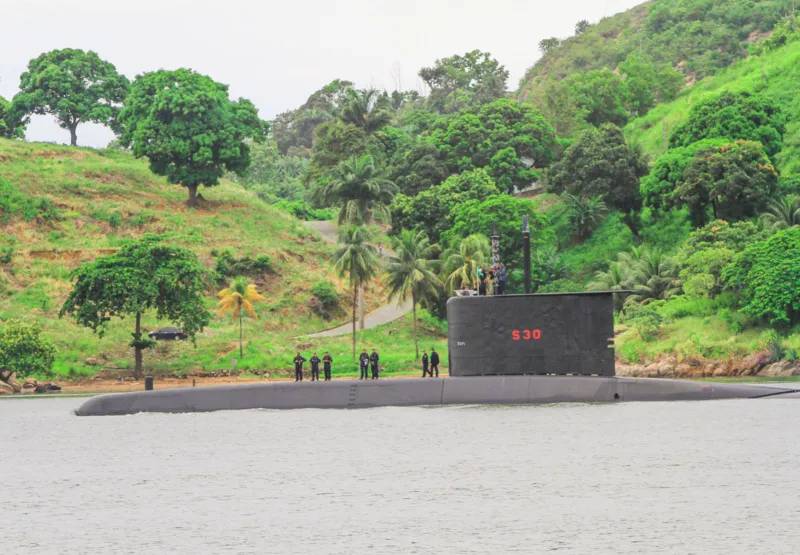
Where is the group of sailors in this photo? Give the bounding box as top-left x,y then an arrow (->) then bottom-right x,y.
291,347 -> 441,381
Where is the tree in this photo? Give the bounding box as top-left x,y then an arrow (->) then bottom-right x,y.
531,247 -> 569,291
391,168 -> 500,242
320,154 -> 397,225
619,53 -> 657,117
441,234 -> 490,293
340,88 -> 392,134
332,226 -> 379,358
60,235 -> 211,380
444,195 -> 554,271
538,38 -> 562,55
575,20 -> 590,36
546,124 -> 647,230
562,194 -> 608,240
625,248 -> 679,303
119,69 -> 268,206
427,99 -> 559,193
218,277 -> 265,359
419,50 -> 509,113
0,95 -> 25,139
564,70 -> 629,128
724,228 -> 800,326
669,91 -> 786,160
389,143 -> 449,196
0,319 -> 56,386
13,49 -> 129,146
588,262 -> 628,312
384,230 -> 442,358
761,195 -> 800,230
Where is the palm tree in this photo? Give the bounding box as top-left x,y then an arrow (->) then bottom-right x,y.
332,225 -> 379,358
588,262 -> 629,312
532,246 -> 569,290
562,194 -> 608,240
340,88 -> 392,134
320,154 -> 397,225
625,248 -> 679,303
761,195 -> 800,230
442,234 -> 490,294
218,277 -> 265,359
385,230 -> 442,359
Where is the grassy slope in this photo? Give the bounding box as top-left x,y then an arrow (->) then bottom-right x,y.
626,40 -> 800,174
0,139 -> 446,380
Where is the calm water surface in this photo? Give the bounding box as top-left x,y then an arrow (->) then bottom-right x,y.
2,397 -> 799,554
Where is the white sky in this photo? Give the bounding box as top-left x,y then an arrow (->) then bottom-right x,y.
1,0 -> 643,147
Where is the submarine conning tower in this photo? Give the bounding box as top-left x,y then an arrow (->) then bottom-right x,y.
446,292 -> 616,377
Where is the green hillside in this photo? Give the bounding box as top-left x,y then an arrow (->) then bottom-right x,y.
518,0 -> 792,103
626,40 -> 800,174
0,139 -> 445,380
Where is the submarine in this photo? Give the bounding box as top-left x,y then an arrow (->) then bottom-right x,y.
75,292 -> 800,416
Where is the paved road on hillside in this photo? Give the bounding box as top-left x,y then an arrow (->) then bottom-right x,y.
305,220 -> 413,338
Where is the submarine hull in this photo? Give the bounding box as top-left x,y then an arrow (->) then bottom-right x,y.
74,376 -> 799,416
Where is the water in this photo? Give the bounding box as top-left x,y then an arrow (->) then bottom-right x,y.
2,398 -> 799,554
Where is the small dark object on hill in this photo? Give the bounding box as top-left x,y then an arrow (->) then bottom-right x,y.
148,327 -> 187,341
35,383 -> 61,393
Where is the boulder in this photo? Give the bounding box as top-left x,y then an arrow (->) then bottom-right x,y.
0,381 -> 14,395
713,366 -> 728,377
759,361 -> 800,377
6,373 -> 22,393
22,378 -> 38,389
295,342 -> 313,351
85,357 -> 101,366
34,383 -> 62,394
674,363 -> 694,378
742,353 -> 769,374
644,363 -> 660,378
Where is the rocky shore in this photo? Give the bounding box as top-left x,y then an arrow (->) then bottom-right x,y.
617,354 -> 800,379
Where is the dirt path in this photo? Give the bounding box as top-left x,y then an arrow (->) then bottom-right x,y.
304,220 -> 413,337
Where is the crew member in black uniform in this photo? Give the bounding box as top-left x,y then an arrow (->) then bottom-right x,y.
293,352 -> 306,382
359,349 -> 370,380
310,352 -> 321,381
370,349 -> 380,380
421,350 -> 430,377
322,351 -> 333,381
430,347 -> 440,377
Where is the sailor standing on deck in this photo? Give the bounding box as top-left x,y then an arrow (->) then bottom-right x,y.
310,352 -> 321,381
421,350 -> 430,377
370,349 -> 380,379
322,351 -> 333,381
293,352 -> 307,382
359,349 -> 370,380
430,347 -> 440,377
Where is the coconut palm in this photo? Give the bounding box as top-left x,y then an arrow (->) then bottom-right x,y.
625,248 -> 679,303
385,230 -> 442,359
218,277 -> 265,359
761,195 -> 800,230
332,225 -> 379,358
320,154 -> 397,225
531,246 -> 569,290
340,88 -> 392,134
588,262 -> 629,312
562,194 -> 608,240
442,234 -> 490,294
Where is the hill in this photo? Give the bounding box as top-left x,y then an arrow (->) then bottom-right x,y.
518,0 -> 791,104
0,139 -> 445,380
626,39 -> 800,174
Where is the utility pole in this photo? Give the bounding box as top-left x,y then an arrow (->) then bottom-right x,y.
522,216 -> 531,294
491,224 -> 500,269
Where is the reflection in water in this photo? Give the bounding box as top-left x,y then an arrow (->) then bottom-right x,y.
2,398 -> 799,554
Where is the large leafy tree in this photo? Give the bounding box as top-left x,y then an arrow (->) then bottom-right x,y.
119,69 -> 268,206
385,230 -> 442,359
389,143 -> 449,196
319,154 -> 397,225
669,91 -> 786,160
218,277 -> 265,359
332,226 -> 379,358
724,227 -> 800,326
564,70 -> 629,128
547,124 -> 648,230
0,319 -> 57,386
60,235 -> 211,379
391,168 -> 500,242
419,50 -> 509,113
428,99 -> 558,193
13,49 -> 129,146
444,195 -> 554,271
0,95 -> 26,139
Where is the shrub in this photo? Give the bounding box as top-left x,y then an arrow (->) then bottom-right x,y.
311,281 -> 340,311
624,305 -> 664,341
274,200 -> 334,221
214,249 -> 274,279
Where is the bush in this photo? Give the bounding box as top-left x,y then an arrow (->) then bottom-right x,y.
214,249 -> 274,279
624,305 -> 664,341
311,281 -> 340,309
0,177 -> 60,223
617,342 -> 641,365
651,296 -> 716,320
0,319 -> 57,381
761,330 -> 786,363
274,200 -> 334,221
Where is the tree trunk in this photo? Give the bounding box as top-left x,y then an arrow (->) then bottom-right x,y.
187,184 -> 199,207
134,312 -> 143,381
352,283 -> 357,359
69,124 -> 78,147
358,284 -> 365,330
412,291 -> 419,360
239,311 -> 243,359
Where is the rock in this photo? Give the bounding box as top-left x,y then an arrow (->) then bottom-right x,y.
656,359 -> 676,378
0,381 -> 14,395
296,342 -> 313,351
759,361 -> 800,377
6,373 -> 22,393
713,366 -> 728,377
674,363 -> 694,378
34,383 -> 62,394
644,363 -> 660,378
614,364 -> 639,377
85,357 -> 101,366
743,353 -> 769,374
22,378 -> 38,389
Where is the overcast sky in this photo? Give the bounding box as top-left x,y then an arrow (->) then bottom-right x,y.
1,0 -> 643,147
